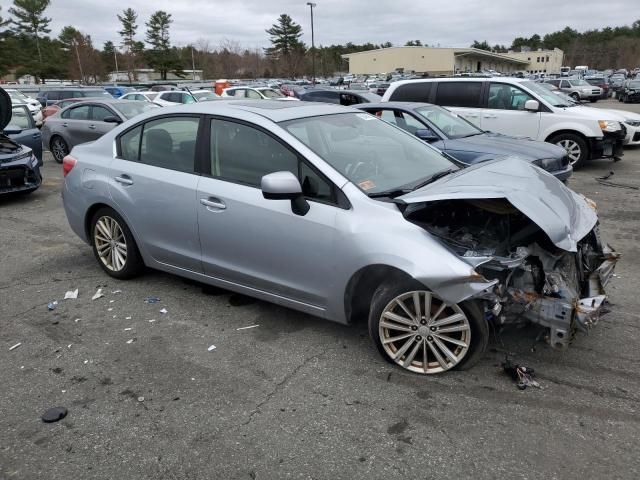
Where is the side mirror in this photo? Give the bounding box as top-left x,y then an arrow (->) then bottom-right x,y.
415,128 -> 439,142
103,116 -> 122,124
524,99 -> 540,112
261,171 -> 310,216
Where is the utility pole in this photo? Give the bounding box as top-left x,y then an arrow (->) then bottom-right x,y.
73,39 -> 85,84
191,46 -> 196,81
114,48 -> 119,85
307,2 -> 316,85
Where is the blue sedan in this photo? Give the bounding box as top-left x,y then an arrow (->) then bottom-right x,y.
357,102 -> 572,181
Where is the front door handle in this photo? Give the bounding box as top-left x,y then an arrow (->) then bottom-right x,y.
62,123 -> 68,127
483,114 -> 497,118
463,113 -> 478,118
200,197 -> 226,210
115,175 -> 134,186
88,124 -> 96,130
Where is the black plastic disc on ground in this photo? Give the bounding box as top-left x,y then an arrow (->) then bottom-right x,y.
41,407 -> 68,423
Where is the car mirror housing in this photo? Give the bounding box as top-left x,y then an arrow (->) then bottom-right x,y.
261,171 -> 310,216
103,116 -> 122,124
524,100 -> 540,112
415,129 -> 439,142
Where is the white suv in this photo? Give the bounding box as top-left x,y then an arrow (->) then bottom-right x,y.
382,77 -> 626,168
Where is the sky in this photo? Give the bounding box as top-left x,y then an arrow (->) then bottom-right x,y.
3,0 -> 638,50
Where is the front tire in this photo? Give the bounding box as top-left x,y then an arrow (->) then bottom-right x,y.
368,279 -> 488,374
90,207 -> 144,279
570,92 -> 580,102
50,136 -> 69,164
550,133 -> 588,169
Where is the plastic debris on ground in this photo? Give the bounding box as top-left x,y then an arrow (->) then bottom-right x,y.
126,339 -> 135,344
502,358 -> 540,390
9,343 -> 22,351
92,288 -> 104,300
41,407 -> 68,423
144,296 -> 161,304
159,308 -> 168,314
112,290 -> 122,294
236,325 -> 260,331
208,345 -> 216,351
137,396 -> 145,402
125,316 -> 132,320
64,289 -> 78,300
124,328 -> 132,331
47,301 -> 58,311
148,319 -> 156,323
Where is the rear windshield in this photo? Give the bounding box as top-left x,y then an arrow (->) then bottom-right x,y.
111,102 -> 159,119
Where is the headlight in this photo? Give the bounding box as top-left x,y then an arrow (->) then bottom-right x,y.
533,158 -> 562,171
598,120 -> 621,132
31,155 -> 39,166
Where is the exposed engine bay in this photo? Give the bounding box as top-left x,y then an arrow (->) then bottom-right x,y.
404,198 -> 619,349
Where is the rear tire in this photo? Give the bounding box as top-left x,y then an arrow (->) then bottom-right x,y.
368,278 -> 488,374
549,133 -> 588,169
90,207 -> 144,279
50,136 -> 69,164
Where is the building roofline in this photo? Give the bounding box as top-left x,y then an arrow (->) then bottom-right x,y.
341,46 -> 528,64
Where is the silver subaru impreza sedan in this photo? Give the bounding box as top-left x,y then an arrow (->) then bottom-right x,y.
61,100 -> 618,374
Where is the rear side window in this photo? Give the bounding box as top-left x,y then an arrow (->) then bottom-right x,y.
434,82 -> 482,108
63,105 -> 90,120
388,82 -> 433,102
139,117 -> 200,172
119,126 -> 142,161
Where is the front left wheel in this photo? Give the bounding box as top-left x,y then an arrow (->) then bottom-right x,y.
368,279 -> 488,374
90,207 -> 144,279
50,136 -> 69,164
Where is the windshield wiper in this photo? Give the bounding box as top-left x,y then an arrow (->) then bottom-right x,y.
368,188 -> 412,198
410,168 -> 458,191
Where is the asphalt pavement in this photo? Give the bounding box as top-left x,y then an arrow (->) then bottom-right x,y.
1,99 -> 639,479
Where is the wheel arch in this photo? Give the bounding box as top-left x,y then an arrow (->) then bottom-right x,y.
544,129 -> 589,144
343,264 -> 415,325
84,203 -> 144,256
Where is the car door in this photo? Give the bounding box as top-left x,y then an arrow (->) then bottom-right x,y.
196,117 -> 340,309
60,104 -> 93,146
109,115 -> 202,271
433,81 -> 484,126
483,82 -> 541,138
8,105 -> 43,161
89,105 -> 119,140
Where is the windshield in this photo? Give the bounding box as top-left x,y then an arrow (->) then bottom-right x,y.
414,105 -> 481,139
521,81 -> 573,107
81,90 -> 112,98
260,88 -> 285,98
112,102 -> 159,119
195,91 -> 219,101
7,90 -> 28,100
281,113 -> 455,195
628,81 -> 640,89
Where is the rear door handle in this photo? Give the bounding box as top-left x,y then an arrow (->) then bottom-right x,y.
200,197 -> 226,210
462,113 -> 478,118
62,123 -> 68,127
114,175 -> 134,186
88,124 -> 96,130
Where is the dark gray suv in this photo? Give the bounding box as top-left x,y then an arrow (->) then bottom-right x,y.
36,88 -> 112,107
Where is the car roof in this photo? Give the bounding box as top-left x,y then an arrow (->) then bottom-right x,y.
124,100 -> 354,123
355,101 -> 434,110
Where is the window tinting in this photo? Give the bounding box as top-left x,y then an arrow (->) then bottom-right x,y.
487,83 -> 534,110
434,82 -> 482,108
65,105 -> 90,120
389,82 -> 433,102
139,117 -> 199,172
210,119 -> 298,186
92,105 -> 114,121
119,126 -> 142,161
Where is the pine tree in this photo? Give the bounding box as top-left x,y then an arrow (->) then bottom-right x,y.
117,8 -> 138,82
265,14 -> 305,77
9,0 -> 51,63
145,11 -> 180,80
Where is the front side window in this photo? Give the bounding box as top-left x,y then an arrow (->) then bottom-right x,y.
10,106 -> 33,129
487,83 -> 534,110
375,109 -> 425,135
138,117 -> 200,172
64,105 -> 90,120
434,82 -> 482,108
415,105 -> 481,138
282,113 -> 455,195
210,119 -> 298,186
92,105 -> 115,122
246,89 -> 263,99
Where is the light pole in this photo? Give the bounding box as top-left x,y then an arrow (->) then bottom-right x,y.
307,2 -> 316,84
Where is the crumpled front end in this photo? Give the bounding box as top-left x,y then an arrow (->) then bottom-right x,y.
404,197 -> 619,350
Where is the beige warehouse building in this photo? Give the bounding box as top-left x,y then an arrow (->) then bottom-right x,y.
342,46 -> 564,76
504,48 -> 564,74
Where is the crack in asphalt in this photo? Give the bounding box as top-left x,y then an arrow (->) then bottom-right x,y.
241,349 -> 330,427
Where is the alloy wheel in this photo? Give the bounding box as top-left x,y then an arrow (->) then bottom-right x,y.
51,137 -> 68,163
378,291 -> 471,374
557,139 -> 582,165
94,216 -> 128,272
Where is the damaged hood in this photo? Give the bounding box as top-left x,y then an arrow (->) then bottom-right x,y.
444,132 -> 567,161
398,158 -> 597,252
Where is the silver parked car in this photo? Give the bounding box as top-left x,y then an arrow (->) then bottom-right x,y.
62,101 -> 618,374
544,78 -> 602,102
42,99 -> 159,163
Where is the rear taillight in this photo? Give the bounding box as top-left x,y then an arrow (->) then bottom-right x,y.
62,155 -> 77,177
